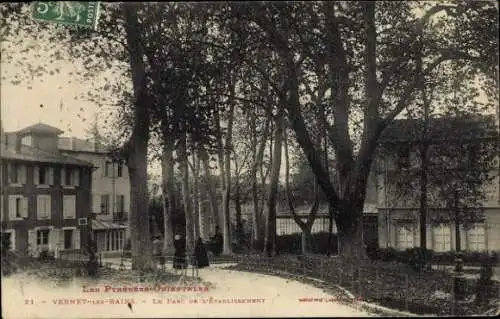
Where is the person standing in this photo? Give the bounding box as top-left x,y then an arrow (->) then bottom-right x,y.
194,237 -> 210,268
152,236 -> 164,270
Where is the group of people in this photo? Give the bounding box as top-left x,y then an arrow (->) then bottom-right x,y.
152,233 -> 210,270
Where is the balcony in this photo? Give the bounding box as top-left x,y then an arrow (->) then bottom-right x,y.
112,211 -> 127,222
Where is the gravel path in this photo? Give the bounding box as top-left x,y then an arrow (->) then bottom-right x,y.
2,265 -> 375,318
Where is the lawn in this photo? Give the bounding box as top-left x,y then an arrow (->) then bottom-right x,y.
225,254 -> 499,316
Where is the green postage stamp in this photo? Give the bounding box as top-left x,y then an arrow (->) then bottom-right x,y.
32,1 -> 101,30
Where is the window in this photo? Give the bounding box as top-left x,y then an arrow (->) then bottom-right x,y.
433,224 -> 451,252
39,167 -> 46,184
9,163 -> 19,184
117,163 -> 123,177
467,223 -> 486,251
62,168 -> 80,187
8,195 -> 28,220
396,223 -> 415,249
34,166 -> 53,186
8,163 -> 25,185
65,168 -> 72,185
63,195 -> 76,219
64,229 -> 73,249
21,135 -> 32,146
106,230 -> 124,251
100,195 -> 109,214
36,229 -> 49,246
15,198 -> 22,218
104,162 -> 112,177
37,195 -> 51,219
116,195 -> 125,213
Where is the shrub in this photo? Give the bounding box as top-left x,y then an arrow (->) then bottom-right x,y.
38,249 -> 55,261
475,257 -> 496,304
1,233 -> 11,252
406,248 -> 433,272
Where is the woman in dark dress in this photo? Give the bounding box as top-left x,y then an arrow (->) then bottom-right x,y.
194,237 -> 209,268
173,234 -> 187,270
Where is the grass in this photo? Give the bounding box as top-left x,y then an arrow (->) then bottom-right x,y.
225,254 -> 499,316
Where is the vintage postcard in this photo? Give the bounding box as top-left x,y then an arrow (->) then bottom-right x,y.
1,1 -> 499,318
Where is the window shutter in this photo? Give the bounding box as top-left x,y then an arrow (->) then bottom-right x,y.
9,196 -> 16,220
61,168 -> 66,186
0,195 -> 3,221
48,167 -> 54,185
74,169 -> 80,187
53,229 -> 62,258
73,229 -> 81,250
46,197 -> 51,219
57,229 -> 64,250
64,196 -> 76,219
63,196 -> 68,218
34,166 -> 39,185
7,163 -> 13,183
28,230 -> 36,255
37,196 -> 42,219
20,165 -> 27,184
49,230 -> 57,251
22,197 -> 28,218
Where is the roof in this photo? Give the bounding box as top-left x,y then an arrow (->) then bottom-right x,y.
0,142 -> 93,167
379,115 -> 498,144
17,123 -> 64,136
92,220 -> 127,230
58,137 -> 109,153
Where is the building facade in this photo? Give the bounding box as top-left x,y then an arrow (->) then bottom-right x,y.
0,123 -> 93,258
58,137 -> 129,257
376,116 -> 500,252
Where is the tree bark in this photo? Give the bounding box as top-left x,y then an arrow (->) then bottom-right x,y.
179,133 -> 194,253
222,75 -> 237,255
199,149 -> 219,235
265,107 -> 284,257
161,139 -> 175,255
215,108 -> 226,230
250,104 -> 272,249
192,153 -> 201,240
123,3 -> 154,271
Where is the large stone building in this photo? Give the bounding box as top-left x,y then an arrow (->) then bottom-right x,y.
376,116 -> 500,252
58,136 -> 130,257
0,123 -> 93,257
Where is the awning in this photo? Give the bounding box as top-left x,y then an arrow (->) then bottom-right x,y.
92,220 -> 127,230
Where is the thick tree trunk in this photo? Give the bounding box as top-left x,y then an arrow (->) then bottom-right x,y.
199,150 -> 219,235
327,204 -> 335,256
250,106 -> 272,249
179,133 -> 194,253
301,226 -> 313,255
265,109 -> 284,257
336,201 -> 368,260
193,153 -> 201,239
234,181 -> 243,247
123,3 -> 154,271
161,140 -> 175,255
